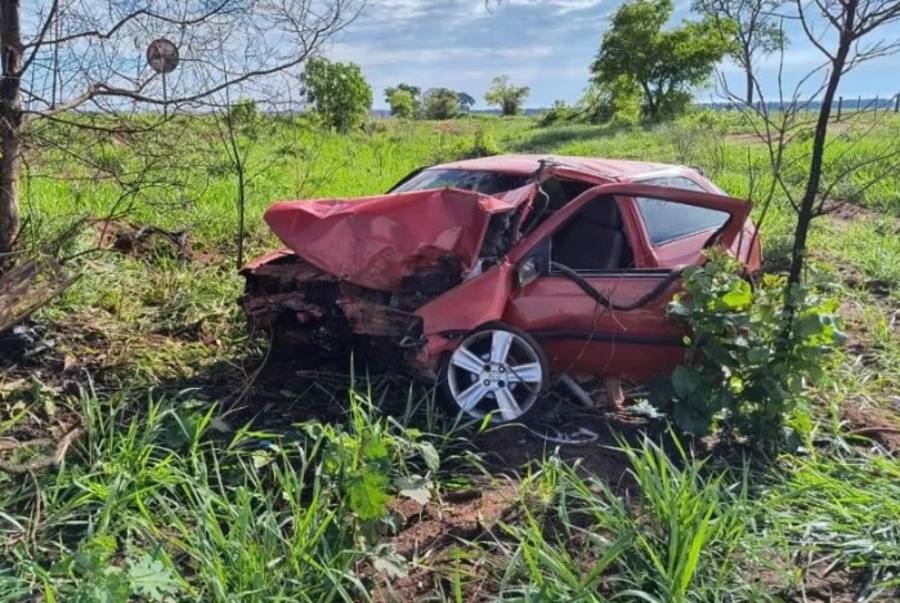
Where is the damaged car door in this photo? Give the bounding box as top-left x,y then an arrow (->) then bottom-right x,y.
502,183 -> 753,382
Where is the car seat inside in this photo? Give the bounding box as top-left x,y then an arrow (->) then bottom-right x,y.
550,195 -> 634,271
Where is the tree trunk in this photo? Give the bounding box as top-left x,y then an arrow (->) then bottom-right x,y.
641,82 -> 657,121
787,48 -> 850,289
0,0 -> 23,258
778,22 -> 853,357
745,67 -> 754,108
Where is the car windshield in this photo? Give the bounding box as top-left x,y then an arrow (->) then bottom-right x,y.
390,168 -> 530,196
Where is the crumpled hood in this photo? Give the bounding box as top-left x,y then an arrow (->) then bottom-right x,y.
263,184 -> 535,291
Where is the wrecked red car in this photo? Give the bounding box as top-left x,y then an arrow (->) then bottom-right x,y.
240,155 -> 761,423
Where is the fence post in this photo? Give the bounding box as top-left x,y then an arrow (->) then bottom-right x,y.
895,93 -> 899,113
875,95 -> 879,118
837,96 -> 843,121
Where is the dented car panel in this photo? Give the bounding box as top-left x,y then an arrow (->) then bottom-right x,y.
240,154 -> 762,392
262,185 -> 535,292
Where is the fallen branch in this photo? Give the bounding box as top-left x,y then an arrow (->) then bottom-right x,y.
0,426 -> 84,474
0,259 -> 78,335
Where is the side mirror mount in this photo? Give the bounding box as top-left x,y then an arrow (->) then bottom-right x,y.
516,257 -> 539,287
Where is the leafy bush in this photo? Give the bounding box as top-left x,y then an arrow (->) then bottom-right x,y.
651,250 -> 846,449
227,98 -> 259,125
665,114 -> 728,177
538,101 -> 578,127
582,75 -> 642,127
422,87 -> 461,120
431,127 -> 504,163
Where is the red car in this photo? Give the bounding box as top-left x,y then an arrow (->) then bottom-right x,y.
240,155 -> 761,424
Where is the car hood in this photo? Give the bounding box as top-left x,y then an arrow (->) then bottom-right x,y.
263,184 -> 536,291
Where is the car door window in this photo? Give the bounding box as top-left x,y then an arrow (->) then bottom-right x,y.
549,195 -> 634,271
634,176 -> 729,246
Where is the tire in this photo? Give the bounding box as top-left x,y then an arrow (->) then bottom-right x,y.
437,322 -> 550,425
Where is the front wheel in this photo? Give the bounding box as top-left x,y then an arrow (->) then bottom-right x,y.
438,322 -> 550,424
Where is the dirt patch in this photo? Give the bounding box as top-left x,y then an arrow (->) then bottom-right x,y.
94,219 -> 192,262
841,399 -> 900,453
367,480 -> 518,603
727,132 -> 772,146
823,198 -> 874,226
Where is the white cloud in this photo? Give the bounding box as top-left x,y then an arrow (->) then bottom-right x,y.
330,42 -> 555,66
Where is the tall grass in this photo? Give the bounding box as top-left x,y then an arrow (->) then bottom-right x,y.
497,435 -> 760,603
0,377 -> 465,602
7,111 -> 900,602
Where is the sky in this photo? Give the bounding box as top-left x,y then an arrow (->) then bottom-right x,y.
324,0 -> 900,111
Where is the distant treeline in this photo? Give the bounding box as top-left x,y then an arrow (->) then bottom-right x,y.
370,95 -> 900,117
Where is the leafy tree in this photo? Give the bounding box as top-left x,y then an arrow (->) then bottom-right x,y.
386,89 -> 416,119
583,75 -> 643,126
302,58 -> 373,132
457,92 -> 477,113
692,0 -> 787,106
384,84 -> 421,103
484,76 -> 530,116
590,0 -> 735,122
422,88 -> 460,120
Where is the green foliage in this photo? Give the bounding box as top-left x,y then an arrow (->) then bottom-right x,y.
537,100 -> 578,126
591,0 -> 736,121
384,83 -> 421,103
652,250 -> 846,449
385,84 -> 422,118
665,110 -> 731,177
484,75 -> 531,117
431,127 -> 504,163
386,89 -> 416,119
310,386 -> 441,523
422,87 -> 461,120
227,98 -> 259,125
457,91 -> 477,113
583,74 -> 643,126
302,57 -> 373,132
502,436 -> 756,602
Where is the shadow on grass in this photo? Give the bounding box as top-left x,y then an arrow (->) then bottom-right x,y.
143,350 -> 673,489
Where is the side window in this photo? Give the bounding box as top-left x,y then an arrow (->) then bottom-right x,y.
635,176 -> 729,247
549,196 -> 634,271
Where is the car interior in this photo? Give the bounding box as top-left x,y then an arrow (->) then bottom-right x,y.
549,195 -> 635,271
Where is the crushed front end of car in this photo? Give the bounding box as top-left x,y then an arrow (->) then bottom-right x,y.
238,184 -> 535,376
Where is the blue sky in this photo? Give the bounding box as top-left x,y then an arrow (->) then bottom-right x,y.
325,0 -> 900,110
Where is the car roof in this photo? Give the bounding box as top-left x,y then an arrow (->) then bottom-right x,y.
435,154 -> 687,180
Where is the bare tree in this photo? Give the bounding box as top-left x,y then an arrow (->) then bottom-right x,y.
717,0 -> 900,339
693,0 -> 788,106
0,0 -> 364,259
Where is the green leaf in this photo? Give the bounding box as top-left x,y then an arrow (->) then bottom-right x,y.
127,554 -> 179,601
417,442 -> 440,473
394,475 -> 433,505
672,365 -> 700,399
362,436 -> 389,461
348,466 -> 392,521
719,279 -> 752,310
747,347 -> 769,364
673,403 -> 713,436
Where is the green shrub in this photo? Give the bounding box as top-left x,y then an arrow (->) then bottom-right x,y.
538,101 -> 578,127
431,127 -> 504,163
650,250 -> 846,450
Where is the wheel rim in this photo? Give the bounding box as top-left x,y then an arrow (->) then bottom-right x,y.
446,328 -> 544,422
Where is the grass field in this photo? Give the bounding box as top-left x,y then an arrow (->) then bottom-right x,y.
2,109 -> 900,602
